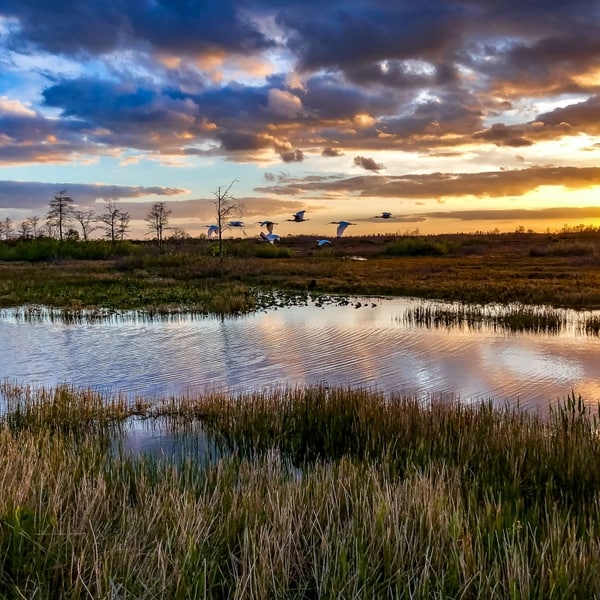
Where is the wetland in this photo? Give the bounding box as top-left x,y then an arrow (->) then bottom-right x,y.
3,230 -> 600,597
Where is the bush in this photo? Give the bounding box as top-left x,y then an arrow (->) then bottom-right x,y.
0,239 -> 140,261
529,241 -> 597,257
384,237 -> 451,257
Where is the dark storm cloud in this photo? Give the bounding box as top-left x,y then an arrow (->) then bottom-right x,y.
1,0 -> 600,181
1,0 -> 272,57
277,2 -> 460,71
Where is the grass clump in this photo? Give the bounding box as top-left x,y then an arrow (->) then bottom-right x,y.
3,384 -> 600,596
385,237 -> 452,256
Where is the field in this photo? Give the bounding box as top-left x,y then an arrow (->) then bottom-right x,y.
2,231 -> 600,313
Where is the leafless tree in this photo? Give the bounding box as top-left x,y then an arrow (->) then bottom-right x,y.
145,201 -> 172,249
18,220 -> 32,238
0,217 -> 15,240
99,201 -> 130,243
25,216 -> 41,238
210,180 -> 243,257
116,211 -> 130,241
167,227 -> 190,241
46,190 -> 74,242
73,210 -> 98,241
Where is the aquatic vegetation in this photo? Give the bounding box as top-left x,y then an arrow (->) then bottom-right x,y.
2,384 -> 600,596
400,301 -> 600,336
402,301 -> 571,334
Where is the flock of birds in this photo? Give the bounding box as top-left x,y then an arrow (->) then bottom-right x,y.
205,210 -> 394,246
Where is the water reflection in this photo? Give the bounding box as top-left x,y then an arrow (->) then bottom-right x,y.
114,416 -> 221,462
1,298 -> 600,412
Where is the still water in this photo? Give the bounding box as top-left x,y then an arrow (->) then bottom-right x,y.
1,297 -> 600,413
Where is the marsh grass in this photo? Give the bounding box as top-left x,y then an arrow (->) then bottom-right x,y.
2,384 -> 600,597
4,233 -> 600,312
400,301 -> 600,336
402,301 -> 571,334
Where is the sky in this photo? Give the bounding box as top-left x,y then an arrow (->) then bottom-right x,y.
1,0 -> 600,240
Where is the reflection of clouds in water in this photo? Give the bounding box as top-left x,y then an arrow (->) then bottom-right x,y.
485,340 -> 583,381
1,300 -> 600,411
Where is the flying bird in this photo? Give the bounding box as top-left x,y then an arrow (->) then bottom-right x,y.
228,220 -> 245,227
205,224 -> 219,238
258,220 -> 278,233
329,220 -> 355,237
375,212 -> 393,219
287,210 -> 309,222
317,239 -> 331,247
260,232 -> 280,244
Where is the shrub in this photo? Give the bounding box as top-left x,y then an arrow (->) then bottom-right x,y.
385,237 -> 451,256
0,239 -> 140,261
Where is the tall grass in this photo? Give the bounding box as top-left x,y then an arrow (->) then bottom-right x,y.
0,238 -> 139,261
384,237 -> 452,256
401,301 -> 600,336
2,384 -> 600,597
402,301 -> 570,334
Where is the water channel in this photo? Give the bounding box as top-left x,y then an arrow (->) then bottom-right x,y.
2,296 -> 600,414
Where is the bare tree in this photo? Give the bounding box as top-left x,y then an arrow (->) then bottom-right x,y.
25,216 -> 41,238
73,210 -> 98,241
210,180 -> 243,257
145,201 -> 172,249
46,190 -> 74,242
18,220 -> 32,238
116,211 -> 130,241
0,217 -> 15,240
99,201 -> 129,243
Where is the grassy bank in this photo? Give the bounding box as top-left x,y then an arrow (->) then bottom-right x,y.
2,231 -> 600,312
1,384 -> 600,597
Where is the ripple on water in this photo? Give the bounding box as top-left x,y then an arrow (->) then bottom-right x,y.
1,299 -> 600,411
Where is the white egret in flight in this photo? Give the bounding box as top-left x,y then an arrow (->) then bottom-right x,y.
228,220 -> 245,227
260,232 -> 280,244
205,224 -> 219,238
287,210 -> 309,222
258,220 -> 278,233
329,220 -> 355,237
317,239 -> 331,247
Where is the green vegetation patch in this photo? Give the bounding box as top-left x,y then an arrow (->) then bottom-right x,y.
2,383 -> 600,597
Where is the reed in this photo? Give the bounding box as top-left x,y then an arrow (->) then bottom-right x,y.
3,384 -> 600,597
402,301 -> 571,334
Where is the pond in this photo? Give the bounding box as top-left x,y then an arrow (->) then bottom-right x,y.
2,296 -> 600,414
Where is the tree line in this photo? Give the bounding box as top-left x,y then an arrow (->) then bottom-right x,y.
0,191 -> 174,247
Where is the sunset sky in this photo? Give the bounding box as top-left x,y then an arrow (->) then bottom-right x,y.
1,0 -> 600,239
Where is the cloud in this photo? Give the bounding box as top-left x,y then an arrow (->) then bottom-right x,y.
258,166 -> 600,199
1,0 -> 600,228
268,88 -> 304,118
0,180 -> 186,213
1,0 -> 272,57
422,206 -> 600,222
354,156 -> 384,172
322,147 -> 343,157
279,149 -> 304,162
